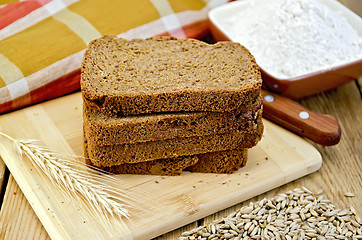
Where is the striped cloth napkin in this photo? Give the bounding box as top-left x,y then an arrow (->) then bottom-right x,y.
0,0 -> 227,115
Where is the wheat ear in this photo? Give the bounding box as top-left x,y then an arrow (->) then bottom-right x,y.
0,132 -> 131,232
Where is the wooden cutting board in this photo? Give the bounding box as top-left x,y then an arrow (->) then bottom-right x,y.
0,92 -> 322,240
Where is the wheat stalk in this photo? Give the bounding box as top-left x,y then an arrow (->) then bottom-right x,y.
0,132 -> 133,238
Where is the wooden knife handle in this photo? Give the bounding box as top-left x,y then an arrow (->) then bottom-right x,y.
261,89 -> 341,146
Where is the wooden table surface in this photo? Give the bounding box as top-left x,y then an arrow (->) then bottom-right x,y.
0,77 -> 360,239
0,1 -> 362,231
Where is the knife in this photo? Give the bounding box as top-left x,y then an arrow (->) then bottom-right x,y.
261,89 -> 341,146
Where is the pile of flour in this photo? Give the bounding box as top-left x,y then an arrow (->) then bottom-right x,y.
223,0 -> 362,78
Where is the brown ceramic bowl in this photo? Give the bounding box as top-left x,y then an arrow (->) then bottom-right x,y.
208,0 -> 362,99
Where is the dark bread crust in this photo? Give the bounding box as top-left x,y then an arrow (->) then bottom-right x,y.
85,143 -> 247,176
84,112 -> 263,167
83,96 -> 263,145
81,35 -> 262,117
84,142 -> 199,176
186,148 -> 248,174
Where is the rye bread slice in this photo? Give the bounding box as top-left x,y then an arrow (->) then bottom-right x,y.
83,96 -> 262,145
186,148 -> 248,174
84,141 -> 198,176
84,145 -> 247,176
84,113 -> 263,167
81,35 -> 262,117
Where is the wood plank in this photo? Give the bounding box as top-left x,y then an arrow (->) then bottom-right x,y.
158,80 -> 362,239
299,80 -> 362,214
0,159 -> 5,197
0,91 -> 321,240
0,174 -> 200,240
0,80 -> 359,240
0,107 -> 132,240
0,175 -> 50,240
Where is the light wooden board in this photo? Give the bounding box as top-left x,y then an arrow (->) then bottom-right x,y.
0,92 -> 322,240
0,158 -> 6,194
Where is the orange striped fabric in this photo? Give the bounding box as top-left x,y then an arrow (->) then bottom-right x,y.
0,0 -> 228,114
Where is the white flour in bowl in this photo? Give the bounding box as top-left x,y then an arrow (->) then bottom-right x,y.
223,0 -> 362,78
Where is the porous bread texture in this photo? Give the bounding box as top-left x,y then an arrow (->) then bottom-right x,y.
84,113 -> 263,167
81,35 -> 262,116
84,145 -> 247,176
84,142 -> 198,176
186,148 -> 248,174
83,96 -> 262,145
87,156 -> 198,176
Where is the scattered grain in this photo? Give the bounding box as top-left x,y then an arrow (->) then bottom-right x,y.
179,187 -> 362,239
344,192 -> 355,197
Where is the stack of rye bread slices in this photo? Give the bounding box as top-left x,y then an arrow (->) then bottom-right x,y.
81,35 -> 264,176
